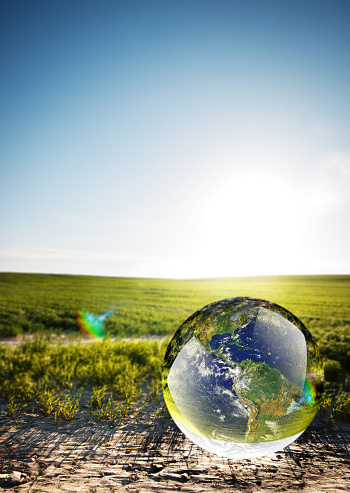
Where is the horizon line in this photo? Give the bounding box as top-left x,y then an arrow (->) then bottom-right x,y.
1,271 -> 349,282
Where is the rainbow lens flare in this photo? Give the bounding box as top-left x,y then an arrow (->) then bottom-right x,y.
303,377 -> 317,405
77,310 -> 113,339
292,377 -> 317,410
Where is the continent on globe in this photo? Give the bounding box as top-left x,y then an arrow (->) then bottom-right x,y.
162,297 -> 324,459
233,359 -> 302,441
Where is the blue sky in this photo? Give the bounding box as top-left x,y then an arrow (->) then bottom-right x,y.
1,0 -> 349,278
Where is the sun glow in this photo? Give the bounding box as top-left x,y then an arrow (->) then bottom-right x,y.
192,174 -> 307,277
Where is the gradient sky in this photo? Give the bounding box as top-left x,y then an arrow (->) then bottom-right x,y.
1,0 -> 349,279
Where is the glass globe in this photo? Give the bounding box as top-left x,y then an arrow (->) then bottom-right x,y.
162,297 -> 324,459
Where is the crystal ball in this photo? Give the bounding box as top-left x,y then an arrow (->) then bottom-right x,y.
162,297 -> 324,459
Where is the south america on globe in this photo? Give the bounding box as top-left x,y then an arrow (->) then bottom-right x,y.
162,297 -> 324,459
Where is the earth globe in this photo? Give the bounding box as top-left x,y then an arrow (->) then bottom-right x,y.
162,297 -> 324,459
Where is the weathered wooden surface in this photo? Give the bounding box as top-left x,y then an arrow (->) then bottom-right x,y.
0,410 -> 349,492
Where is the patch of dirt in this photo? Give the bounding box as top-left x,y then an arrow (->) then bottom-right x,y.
0,334 -> 167,347
0,410 -> 349,493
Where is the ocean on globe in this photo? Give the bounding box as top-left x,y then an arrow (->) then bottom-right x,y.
162,297 -> 324,459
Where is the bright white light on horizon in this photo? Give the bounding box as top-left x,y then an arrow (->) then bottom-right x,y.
176,169 -> 350,279
1,167 -> 349,279
186,175 -> 302,276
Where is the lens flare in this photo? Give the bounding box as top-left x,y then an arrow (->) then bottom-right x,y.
292,377 -> 317,410
77,310 -> 113,339
302,377 -> 317,406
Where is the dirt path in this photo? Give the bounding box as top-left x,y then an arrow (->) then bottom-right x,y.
0,335 -> 167,347
0,409 -> 349,493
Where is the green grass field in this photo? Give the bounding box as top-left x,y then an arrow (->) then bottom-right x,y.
0,273 -> 349,424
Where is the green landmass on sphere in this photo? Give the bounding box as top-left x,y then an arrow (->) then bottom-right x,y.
233,359 -> 302,442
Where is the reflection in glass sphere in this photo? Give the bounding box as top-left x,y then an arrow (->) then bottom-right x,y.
162,297 -> 324,459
